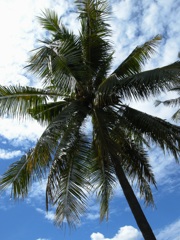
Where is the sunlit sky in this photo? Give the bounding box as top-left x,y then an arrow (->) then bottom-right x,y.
0,0 -> 180,240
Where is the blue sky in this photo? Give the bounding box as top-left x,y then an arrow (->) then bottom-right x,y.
0,0 -> 180,239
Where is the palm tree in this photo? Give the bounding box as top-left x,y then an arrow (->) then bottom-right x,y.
155,86 -> 180,121
0,1 -> 180,239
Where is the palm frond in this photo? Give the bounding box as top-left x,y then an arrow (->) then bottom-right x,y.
27,10 -> 86,91
28,100 -> 68,124
0,150 -> 32,198
91,108 -> 117,220
98,61 -> 180,102
123,106 -> 180,161
96,74 -> 119,107
77,0 -> 113,86
113,35 -> 162,77
27,44 -> 79,93
46,112 -> 91,226
118,61 -> 180,101
37,9 -> 60,33
0,85 -> 51,119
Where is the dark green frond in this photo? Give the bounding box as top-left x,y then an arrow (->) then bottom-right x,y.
114,61 -> 180,101
38,9 -> 60,33
91,109 -> 117,220
113,35 -> 162,77
0,152 -> 30,198
96,74 -> 119,107
46,112 -> 91,226
77,0 -> 113,85
28,100 -> 68,124
27,42 -> 81,92
111,132 -> 156,205
0,85 -> 50,119
123,106 -> 180,161
0,150 -> 33,199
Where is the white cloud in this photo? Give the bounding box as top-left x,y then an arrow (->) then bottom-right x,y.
86,213 -> 100,220
157,219 -> 180,240
90,226 -> 142,240
36,208 -> 55,222
36,238 -> 50,240
0,118 -> 44,144
0,148 -> 22,159
28,179 -> 47,203
90,219 -> 180,240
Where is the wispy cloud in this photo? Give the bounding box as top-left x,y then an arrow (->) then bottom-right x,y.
156,218 -> 180,240
36,238 -> 50,240
36,208 -> 55,222
0,148 -> 22,159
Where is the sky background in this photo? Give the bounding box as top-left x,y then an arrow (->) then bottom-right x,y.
0,0 -> 180,239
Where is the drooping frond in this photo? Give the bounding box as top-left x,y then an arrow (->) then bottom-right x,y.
113,35 -> 162,77
46,111 -> 91,226
18,102 -> 85,181
0,85 -> 52,119
122,106 -> 180,161
91,108 -> 117,220
0,150 -> 33,198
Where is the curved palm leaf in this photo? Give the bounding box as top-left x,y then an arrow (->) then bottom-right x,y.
0,150 -> 33,198
27,39 -> 83,92
98,61 -> 180,103
46,111 -> 91,226
0,85 -> 51,118
113,35 -> 162,77
122,106 -> 180,161
91,108 -> 117,220
118,61 -> 180,101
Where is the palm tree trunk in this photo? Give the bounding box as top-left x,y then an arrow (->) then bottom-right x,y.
112,158 -> 156,240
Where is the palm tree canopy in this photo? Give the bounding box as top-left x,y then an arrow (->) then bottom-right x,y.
0,0 -> 180,227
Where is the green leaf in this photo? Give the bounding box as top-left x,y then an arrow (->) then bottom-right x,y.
46,112 -> 91,226
123,106 -> 180,161
113,35 -> 162,77
0,85 -> 50,119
